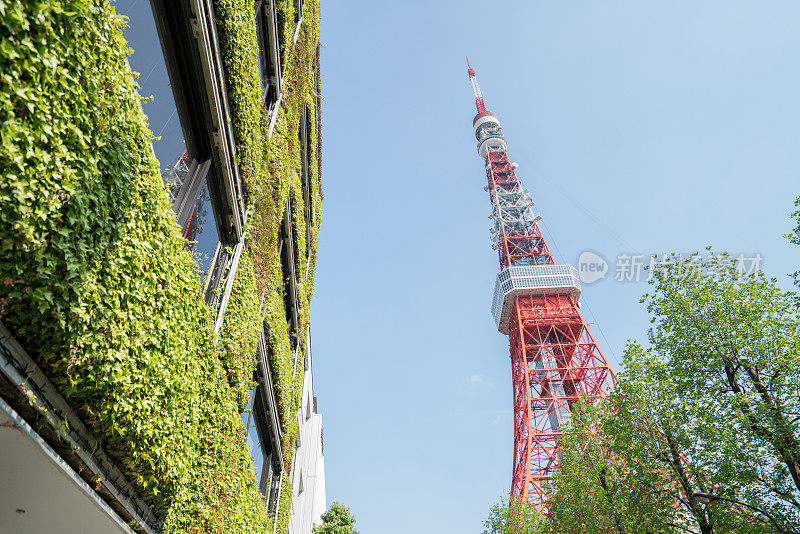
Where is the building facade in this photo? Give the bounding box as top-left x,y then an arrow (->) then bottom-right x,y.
0,0 -> 325,532
288,333 -> 326,534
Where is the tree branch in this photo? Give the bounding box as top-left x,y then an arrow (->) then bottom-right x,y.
664,428 -> 715,534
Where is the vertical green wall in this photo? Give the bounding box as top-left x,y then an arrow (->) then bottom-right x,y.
0,0 -> 321,531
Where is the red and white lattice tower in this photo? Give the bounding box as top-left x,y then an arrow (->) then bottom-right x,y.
467,59 -> 616,512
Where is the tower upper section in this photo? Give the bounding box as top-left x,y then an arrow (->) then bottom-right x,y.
467,59 -> 553,268
467,58 -> 508,158
474,114 -> 507,159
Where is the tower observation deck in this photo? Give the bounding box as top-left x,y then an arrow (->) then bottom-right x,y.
466,59 -> 616,512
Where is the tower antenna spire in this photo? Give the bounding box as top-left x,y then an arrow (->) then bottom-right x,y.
466,57 -> 486,112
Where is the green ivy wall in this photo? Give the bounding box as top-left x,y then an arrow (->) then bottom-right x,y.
0,0 -> 321,532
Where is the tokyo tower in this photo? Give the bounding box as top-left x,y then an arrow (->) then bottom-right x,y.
467,59 -> 616,511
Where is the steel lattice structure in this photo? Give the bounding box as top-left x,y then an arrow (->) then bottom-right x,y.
467,59 -> 616,512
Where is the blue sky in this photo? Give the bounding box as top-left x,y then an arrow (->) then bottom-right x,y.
313,1 -> 800,532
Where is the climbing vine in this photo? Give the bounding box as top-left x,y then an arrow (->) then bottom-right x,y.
215,0 -> 322,528
0,0 -> 321,532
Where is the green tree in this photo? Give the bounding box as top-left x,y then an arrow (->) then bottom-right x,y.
313,502 -> 359,534
483,498 -> 547,534
546,251 -> 800,533
547,398 -> 690,534
624,252 -> 800,531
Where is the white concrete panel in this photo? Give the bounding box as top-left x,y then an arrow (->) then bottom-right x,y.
0,402 -> 132,534
288,342 -> 326,534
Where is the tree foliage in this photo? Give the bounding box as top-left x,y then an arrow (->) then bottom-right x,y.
640,252 -> 800,528
482,498 -> 547,534
313,502 -> 360,534
546,252 -> 800,533
547,398 -> 689,534
788,196 -> 800,248
788,196 -> 799,288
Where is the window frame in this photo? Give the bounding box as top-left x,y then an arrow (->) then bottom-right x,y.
254,0 -> 282,114
241,383 -> 273,494
294,0 -> 303,24
241,334 -> 285,511
149,0 -> 254,319
299,106 -> 314,259
277,197 -> 300,350
150,0 -> 245,244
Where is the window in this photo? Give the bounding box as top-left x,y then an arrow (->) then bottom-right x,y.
299,106 -> 313,257
203,247 -> 232,310
294,0 -> 303,23
118,2 -> 184,170
313,45 -> 321,185
126,0 -> 246,311
241,353 -> 282,515
241,384 -> 274,495
255,0 -> 282,112
120,2 -> 222,274
277,198 -> 298,347
160,153 -> 238,312
160,155 -> 233,310
161,155 -> 222,279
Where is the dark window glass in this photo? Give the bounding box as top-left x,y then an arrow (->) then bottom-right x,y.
267,469 -> 280,514
117,2 -> 185,169
299,107 -> 312,257
242,389 -> 265,486
254,0 -> 281,108
277,202 -> 297,343
242,385 -> 274,495
294,0 -> 303,23
276,5 -> 286,63
161,154 -> 221,278
183,180 -> 219,276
